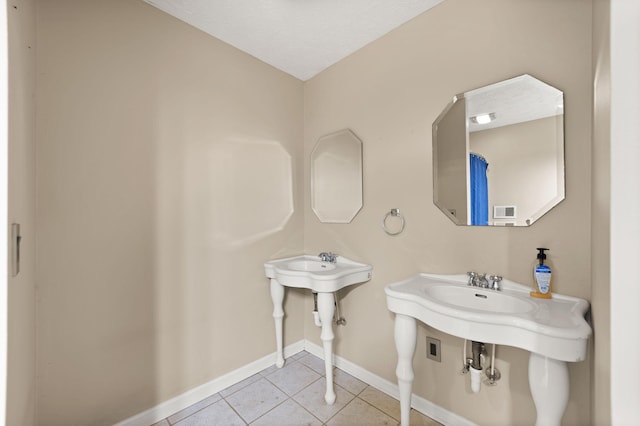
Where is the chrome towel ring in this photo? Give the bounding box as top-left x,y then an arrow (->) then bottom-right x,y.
382,208 -> 405,235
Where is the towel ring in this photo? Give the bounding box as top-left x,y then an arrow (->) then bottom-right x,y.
382,208 -> 405,236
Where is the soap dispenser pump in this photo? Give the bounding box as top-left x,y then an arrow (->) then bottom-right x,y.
530,248 -> 552,299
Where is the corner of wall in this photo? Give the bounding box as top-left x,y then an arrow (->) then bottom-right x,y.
590,0 -> 612,423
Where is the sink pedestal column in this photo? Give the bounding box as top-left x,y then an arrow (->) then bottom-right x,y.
269,279 -> 337,405
317,292 -> 337,404
394,314 -> 417,426
528,353 -> 569,426
270,279 -> 285,368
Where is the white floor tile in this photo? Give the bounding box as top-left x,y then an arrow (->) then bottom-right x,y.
220,373 -> 263,397
297,353 -> 328,375
173,399 -> 245,426
358,386 -> 401,421
265,361 -> 321,396
225,377 -> 288,423
153,354 -> 442,426
258,363 -> 280,377
332,368 -> 368,395
292,379 -> 355,422
251,398 -> 321,426
167,393 -> 222,424
326,397 -> 397,426
290,350 -> 309,360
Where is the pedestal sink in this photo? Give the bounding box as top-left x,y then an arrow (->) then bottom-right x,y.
385,273 -> 591,426
264,254 -> 372,404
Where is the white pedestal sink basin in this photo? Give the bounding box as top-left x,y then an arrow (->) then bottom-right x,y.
264,254 -> 372,404
265,254 -> 372,293
385,273 -> 591,426
424,284 -> 536,314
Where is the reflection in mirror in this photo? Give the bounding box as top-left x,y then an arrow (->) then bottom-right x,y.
433,75 -> 565,226
311,129 -> 363,223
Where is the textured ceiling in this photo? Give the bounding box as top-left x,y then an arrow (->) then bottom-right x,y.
465,75 -> 564,132
143,0 -> 443,81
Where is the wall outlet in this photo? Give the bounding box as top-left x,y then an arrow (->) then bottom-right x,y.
426,337 -> 441,362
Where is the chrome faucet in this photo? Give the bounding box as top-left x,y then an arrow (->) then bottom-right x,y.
318,252 -> 337,263
477,273 -> 490,288
467,271 -> 501,290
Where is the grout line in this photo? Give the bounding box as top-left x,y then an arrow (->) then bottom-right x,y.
290,396 -> 322,425
258,362 -> 328,424
236,395 -> 285,426
218,397 -> 249,425
166,396 -> 221,425
320,382 -> 358,425
355,389 -> 400,423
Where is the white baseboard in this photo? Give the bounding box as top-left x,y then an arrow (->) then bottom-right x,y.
115,339 -> 474,426
303,340 -> 476,426
114,340 -> 305,426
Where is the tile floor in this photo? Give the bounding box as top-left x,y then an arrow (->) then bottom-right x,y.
151,351 -> 442,426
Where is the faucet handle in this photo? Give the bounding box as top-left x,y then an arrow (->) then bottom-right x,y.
467,271 -> 477,286
489,275 -> 503,291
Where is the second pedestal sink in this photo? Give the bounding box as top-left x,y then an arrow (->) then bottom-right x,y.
264,254 -> 372,405
265,254 -> 372,292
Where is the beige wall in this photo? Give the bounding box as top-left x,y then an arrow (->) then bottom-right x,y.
8,0 -> 37,424
434,97 -> 468,224
591,0 -> 611,423
304,0 -> 592,425
35,0 -> 304,424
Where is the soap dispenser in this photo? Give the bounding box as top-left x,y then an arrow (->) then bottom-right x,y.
530,248 -> 552,299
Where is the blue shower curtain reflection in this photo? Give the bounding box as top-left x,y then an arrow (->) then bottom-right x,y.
470,153 -> 488,225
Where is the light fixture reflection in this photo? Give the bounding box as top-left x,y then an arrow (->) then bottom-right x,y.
470,113 -> 496,125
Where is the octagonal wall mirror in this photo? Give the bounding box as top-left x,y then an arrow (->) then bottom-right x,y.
311,129 -> 363,223
433,74 -> 565,226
